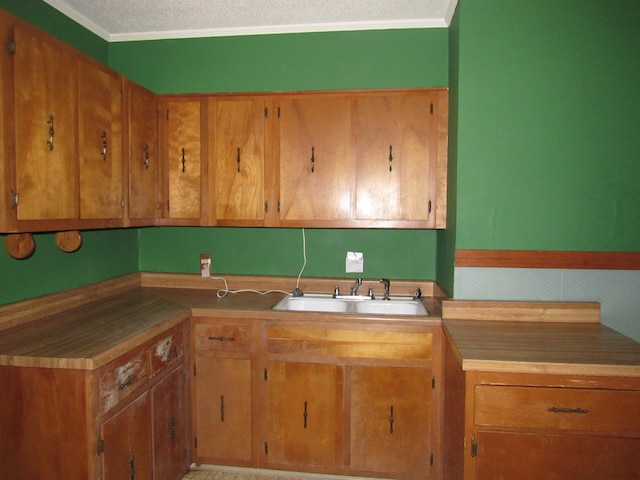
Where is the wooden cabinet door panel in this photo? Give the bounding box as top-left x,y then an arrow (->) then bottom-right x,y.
13,25 -> 77,220
266,361 -> 344,468
278,96 -> 353,222
128,82 -> 159,222
77,58 -> 123,219
354,93 -> 434,221
211,97 -> 265,222
350,366 -> 431,476
477,431 -> 640,480
102,392 -> 152,480
162,99 -> 202,220
152,366 -> 189,480
194,356 -> 252,462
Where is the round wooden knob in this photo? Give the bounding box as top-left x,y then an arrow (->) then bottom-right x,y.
55,230 -> 83,253
4,233 -> 36,259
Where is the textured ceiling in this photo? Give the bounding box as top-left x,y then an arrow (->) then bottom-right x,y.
42,0 -> 458,42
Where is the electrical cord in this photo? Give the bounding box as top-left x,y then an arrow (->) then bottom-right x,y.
209,228 -> 307,298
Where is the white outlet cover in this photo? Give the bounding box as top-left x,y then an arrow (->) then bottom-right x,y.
346,251 -> 364,273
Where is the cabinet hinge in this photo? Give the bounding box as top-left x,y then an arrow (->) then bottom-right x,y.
432,376 -> 435,389
8,37 -> 16,56
264,368 -> 268,381
10,190 -> 18,208
166,109 -> 169,121
470,436 -> 477,457
277,200 -> 281,213
193,363 -> 197,376
264,107 -> 268,119
428,200 -> 432,214
278,107 -> 281,118
430,453 -> 434,466
264,201 -> 268,213
97,437 -> 104,456
166,200 -> 170,212
429,102 -> 434,115
194,436 -> 198,449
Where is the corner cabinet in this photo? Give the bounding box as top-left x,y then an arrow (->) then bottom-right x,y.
191,315 -> 444,480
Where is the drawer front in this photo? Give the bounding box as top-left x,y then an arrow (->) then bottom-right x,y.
268,327 -> 432,361
194,322 -> 251,352
151,325 -> 185,377
475,385 -> 640,433
100,348 -> 150,414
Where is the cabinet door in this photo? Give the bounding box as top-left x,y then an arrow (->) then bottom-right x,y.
350,366 -> 431,477
152,366 -> 189,480
210,96 -> 266,224
194,355 -> 252,463
160,98 -> 203,222
476,431 -> 640,480
0,13 -> 14,231
13,23 -> 78,220
354,92 -> 435,223
278,95 -> 353,223
266,361 -> 344,469
128,81 -> 159,223
77,58 -> 124,220
101,392 -> 152,480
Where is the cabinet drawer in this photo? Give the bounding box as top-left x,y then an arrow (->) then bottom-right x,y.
475,385 -> 640,433
268,327 -> 432,361
150,325 -> 185,377
99,347 -> 150,414
194,322 -> 251,352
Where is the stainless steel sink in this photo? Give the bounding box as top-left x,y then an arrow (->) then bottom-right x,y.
272,293 -> 428,316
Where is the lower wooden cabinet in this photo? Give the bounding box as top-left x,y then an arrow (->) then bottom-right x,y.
0,320 -> 190,480
192,316 -> 442,480
443,337 -> 640,480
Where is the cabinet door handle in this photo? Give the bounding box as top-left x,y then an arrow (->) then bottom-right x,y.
548,406 -> 589,414
47,114 -> 55,151
170,415 -> 176,442
101,130 -> 108,160
208,335 -> 235,342
128,454 -> 136,480
236,146 -> 241,173
303,400 -> 308,428
220,394 -> 225,422
181,148 -> 186,172
388,145 -> 393,172
118,375 -> 138,390
389,405 -> 395,434
143,144 -> 150,170
310,146 -> 315,173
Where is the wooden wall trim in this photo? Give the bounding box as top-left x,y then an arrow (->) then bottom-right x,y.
455,250 -> 640,270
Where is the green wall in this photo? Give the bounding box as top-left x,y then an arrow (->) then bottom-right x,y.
0,229 -> 139,305
112,28 -> 450,282
455,0 -> 640,252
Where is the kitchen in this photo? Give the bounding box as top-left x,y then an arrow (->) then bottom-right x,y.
0,0 -> 639,479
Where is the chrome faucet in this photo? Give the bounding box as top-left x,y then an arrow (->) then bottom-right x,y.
380,278 -> 390,300
350,278 -> 362,296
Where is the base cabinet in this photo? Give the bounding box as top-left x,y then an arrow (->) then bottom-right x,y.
443,338 -> 640,480
192,316 -> 442,480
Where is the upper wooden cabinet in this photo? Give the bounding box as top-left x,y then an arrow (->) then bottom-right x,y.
77,56 -> 124,221
208,96 -> 271,226
126,80 -> 159,225
158,96 -> 206,225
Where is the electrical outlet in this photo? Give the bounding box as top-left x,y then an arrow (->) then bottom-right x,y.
346,251 -> 364,273
200,254 -> 211,277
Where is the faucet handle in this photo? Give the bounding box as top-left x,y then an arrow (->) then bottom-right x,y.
368,286 -> 375,300
333,285 -> 341,298
379,278 -> 390,300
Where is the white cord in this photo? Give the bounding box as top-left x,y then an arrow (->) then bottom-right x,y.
210,229 -> 307,298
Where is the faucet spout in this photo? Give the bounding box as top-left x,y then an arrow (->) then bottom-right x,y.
350,278 -> 362,296
379,278 -> 390,300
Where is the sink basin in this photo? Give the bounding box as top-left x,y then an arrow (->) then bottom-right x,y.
273,293 -> 428,316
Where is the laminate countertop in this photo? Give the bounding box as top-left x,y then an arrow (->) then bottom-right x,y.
443,301 -> 640,378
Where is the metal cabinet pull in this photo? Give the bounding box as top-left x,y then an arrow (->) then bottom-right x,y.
389,406 -> 395,434
101,130 -> 108,160
310,147 -> 315,173
303,400 -> 308,428
181,148 -> 186,172
170,415 -> 176,442
208,335 -> 236,342
388,145 -> 393,172
118,375 -> 137,390
47,114 -> 55,151
128,454 -> 136,480
236,147 -> 241,173
143,144 -> 150,170
220,395 -> 225,422
548,406 -> 589,414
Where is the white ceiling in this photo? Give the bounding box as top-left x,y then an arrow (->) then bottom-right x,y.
42,0 -> 458,42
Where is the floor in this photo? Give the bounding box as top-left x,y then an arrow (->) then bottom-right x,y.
181,465 -> 382,480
